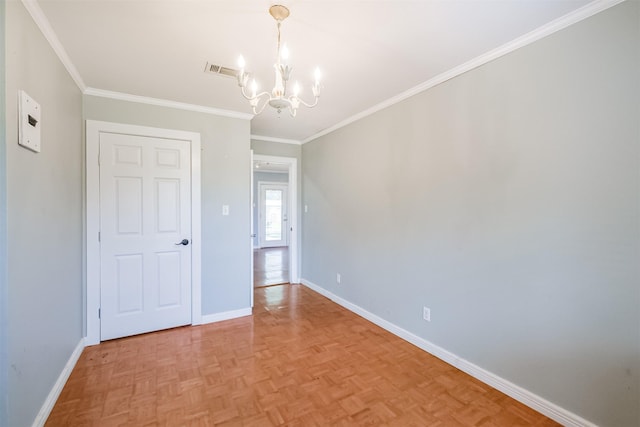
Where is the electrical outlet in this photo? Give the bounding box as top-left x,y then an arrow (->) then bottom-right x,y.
423,307 -> 431,322
336,273 -> 341,284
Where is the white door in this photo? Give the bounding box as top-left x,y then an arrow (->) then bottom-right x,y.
99,132 -> 192,340
259,183 -> 288,248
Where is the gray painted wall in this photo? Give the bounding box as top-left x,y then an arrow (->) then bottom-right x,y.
0,0 -> 8,424
84,96 -> 252,315
251,139 -> 302,278
252,171 -> 288,248
301,2 -> 639,426
6,2 -> 84,426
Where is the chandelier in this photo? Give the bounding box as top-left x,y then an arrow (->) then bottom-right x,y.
236,5 -> 321,117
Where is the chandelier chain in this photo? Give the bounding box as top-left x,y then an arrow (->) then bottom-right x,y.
277,22 -> 282,63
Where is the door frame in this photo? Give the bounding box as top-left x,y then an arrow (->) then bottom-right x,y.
85,120 -> 202,345
258,181 -> 289,248
250,150 -> 254,307
252,154 -> 298,283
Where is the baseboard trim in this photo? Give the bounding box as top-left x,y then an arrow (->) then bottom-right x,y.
32,338 -> 85,427
201,307 -> 252,324
300,278 -> 596,427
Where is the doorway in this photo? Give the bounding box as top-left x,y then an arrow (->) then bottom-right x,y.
252,155 -> 298,288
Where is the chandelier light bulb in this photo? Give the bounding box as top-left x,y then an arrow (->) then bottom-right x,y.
281,44 -> 290,62
293,81 -> 300,97
250,79 -> 258,98
238,55 -> 246,70
314,68 -> 321,84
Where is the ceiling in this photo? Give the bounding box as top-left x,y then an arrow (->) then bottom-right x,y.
35,0 -> 594,142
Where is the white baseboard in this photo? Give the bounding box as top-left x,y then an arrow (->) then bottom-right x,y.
201,307 -> 252,324
300,278 -> 596,427
32,338 -> 85,427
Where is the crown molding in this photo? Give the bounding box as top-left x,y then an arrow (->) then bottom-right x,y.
251,135 -> 302,145
21,0 -> 86,91
23,0 -> 623,141
84,88 -> 253,120
302,0 -> 625,144
21,0 -> 250,121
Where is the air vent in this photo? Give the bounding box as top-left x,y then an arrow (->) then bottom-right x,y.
204,62 -> 240,79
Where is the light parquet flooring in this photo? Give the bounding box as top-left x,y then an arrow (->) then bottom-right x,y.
46,284 -> 560,426
254,247 -> 289,288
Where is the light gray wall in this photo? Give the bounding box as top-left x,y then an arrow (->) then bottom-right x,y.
252,171 -> 288,248
0,1 -> 8,424
6,2 -> 84,426
85,96 -> 252,315
301,2 -> 639,426
251,139 -> 302,278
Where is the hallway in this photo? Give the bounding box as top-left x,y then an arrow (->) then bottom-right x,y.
253,246 -> 289,287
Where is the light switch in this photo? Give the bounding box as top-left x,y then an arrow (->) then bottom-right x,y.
18,90 -> 41,153
304,205 -> 308,213
222,205 -> 230,216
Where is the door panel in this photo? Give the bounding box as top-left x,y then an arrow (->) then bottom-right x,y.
100,132 -> 192,341
115,254 -> 143,313
156,179 -> 180,232
156,251 -> 182,307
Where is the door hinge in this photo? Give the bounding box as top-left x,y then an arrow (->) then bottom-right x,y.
98,308 -> 101,319
98,231 -> 101,242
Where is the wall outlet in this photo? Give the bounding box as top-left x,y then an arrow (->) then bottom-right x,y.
423,307 -> 431,322
336,273 -> 341,284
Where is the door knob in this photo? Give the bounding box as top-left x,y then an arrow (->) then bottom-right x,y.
175,239 -> 189,246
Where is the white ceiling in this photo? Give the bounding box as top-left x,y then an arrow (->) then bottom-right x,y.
34,0 -> 595,142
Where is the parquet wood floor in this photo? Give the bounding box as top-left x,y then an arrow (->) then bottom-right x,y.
254,247 -> 289,288
46,284 -> 560,426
